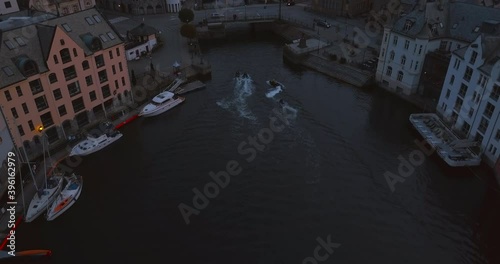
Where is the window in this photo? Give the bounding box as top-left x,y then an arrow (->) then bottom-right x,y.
484,102 -> 495,119
2,66 -> 14,76
4,40 -> 15,50
53,89 -> 62,100
478,117 -> 489,134
63,66 -> 77,81
40,112 -> 54,128
18,125 -> 25,136
112,65 -> 116,74
73,48 -> 78,57
468,108 -> 474,118
121,77 -> 125,86
95,55 -> 104,68
85,17 -> 95,25
99,34 -> 108,42
67,81 -> 81,97
495,129 -> 500,141
89,91 -> 97,101
414,61 -> 419,71
107,32 -> 116,40
449,75 -> 455,85
445,89 -> 451,99
116,47 -> 120,57
458,83 -> 468,98
29,79 -> 43,95
491,85 -> 500,101
114,80 -> 119,90
14,37 -> 26,46
93,15 -> 102,23
418,45 -> 422,55
22,103 -> 29,114
109,50 -> 113,59
62,23 -> 72,32
452,23 -> 458,29
439,40 -> 447,50
49,73 -> 58,84
73,4 -> 78,11
474,26 -> 480,33
393,36 -> 398,45
60,39 -> 65,45
101,84 -> 111,98
475,133 -> 484,144
401,56 -> 406,65
119,62 -> 123,72
28,120 -> 34,131
11,108 -> 18,119
404,40 -> 409,49
98,70 -> 108,83
464,66 -> 473,82
58,105 -> 67,116
403,20 -> 413,31
386,66 -> 392,76
60,48 -> 71,64
454,58 -> 461,69
470,51 -> 477,65
34,96 -> 49,111
384,33 -> 388,43
72,97 -> 85,113
53,55 -> 59,64
454,97 -> 463,111
5,1 -> 12,8
389,51 -> 395,61
397,71 -> 404,82
4,91 -> 12,101
461,122 -> 470,136
85,75 -> 93,86
82,60 -> 89,70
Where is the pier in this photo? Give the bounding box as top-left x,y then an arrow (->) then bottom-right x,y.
174,80 -> 206,95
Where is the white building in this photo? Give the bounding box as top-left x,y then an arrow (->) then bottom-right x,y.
376,0 -> 500,96
165,0 -> 180,12
0,0 -> 19,15
0,107 -> 16,198
436,30 -> 500,166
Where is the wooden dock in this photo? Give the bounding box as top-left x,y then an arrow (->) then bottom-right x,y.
174,80 -> 206,95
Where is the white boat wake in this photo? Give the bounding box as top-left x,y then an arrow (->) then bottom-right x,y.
266,86 -> 283,98
217,75 -> 256,120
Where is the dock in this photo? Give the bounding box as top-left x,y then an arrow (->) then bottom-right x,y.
409,113 -> 481,167
174,80 -> 206,95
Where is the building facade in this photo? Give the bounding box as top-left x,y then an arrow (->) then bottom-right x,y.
96,0 -> 165,15
125,23 -> 158,60
436,32 -> 500,166
376,0 -> 500,96
0,8 -> 132,159
0,107 -> 15,199
0,0 -> 20,15
310,0 -> 372,17
29,0 -> 96,15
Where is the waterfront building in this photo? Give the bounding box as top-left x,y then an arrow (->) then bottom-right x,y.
125,23 -> 159,60
436,32 -> 500,167
310,0 -> 372,17
95,0 -> 165,14
0,8 -> 132,160
28,0 -> 96,15
0,0 -> 19,15
375,0 -> 500,96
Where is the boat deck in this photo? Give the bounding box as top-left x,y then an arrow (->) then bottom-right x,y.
409,113 -> 481,167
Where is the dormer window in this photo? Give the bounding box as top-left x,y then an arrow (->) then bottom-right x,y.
452,23 -> 458,29
403,20 -> 414,31
4,40 -> 15,50
85,17 -> 95,25
14,37 -> 26,46
473,26 -> 480,33
14,56 -> 39,77
2,66 -> 14,76
439,22 -> 443,28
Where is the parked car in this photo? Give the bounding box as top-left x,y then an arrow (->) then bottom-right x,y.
286,1 -> 295,6
316,20 -> 331,28
211,13 -> 224,19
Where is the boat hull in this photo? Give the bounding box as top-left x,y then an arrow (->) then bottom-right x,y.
139,97 -> 185,117
46,175 -> 83,221
25,176 -> 63,223
69,133 -> 123,156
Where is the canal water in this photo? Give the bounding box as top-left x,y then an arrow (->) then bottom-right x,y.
17,33 -> 500,263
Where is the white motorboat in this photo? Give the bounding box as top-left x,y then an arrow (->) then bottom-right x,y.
46,174 -> 83,221
266,79 -> 285,88
25,174 -> 63,223
139,91 -> 185,117
69,131 -> 123,156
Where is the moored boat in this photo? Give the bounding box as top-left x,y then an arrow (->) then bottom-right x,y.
46,174 -> 83,221
266,79 -> 285,88
139,91 -> 185,117
25,174 -> 64,223
69,131 -> 123,156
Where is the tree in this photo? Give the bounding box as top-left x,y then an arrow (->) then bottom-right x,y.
180,24 -> 197,40
178,8 -> 194,23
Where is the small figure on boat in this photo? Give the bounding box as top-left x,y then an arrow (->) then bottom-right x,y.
270,80 -> 278,86
268,79 -> 284,88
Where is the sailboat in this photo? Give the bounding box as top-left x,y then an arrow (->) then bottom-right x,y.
25,135 -> 64,223
46,174 -> 83,221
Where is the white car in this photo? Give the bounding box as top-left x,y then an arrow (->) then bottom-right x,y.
211,13 -> 224,19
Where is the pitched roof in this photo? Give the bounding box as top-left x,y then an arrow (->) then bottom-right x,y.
0,8 -> 123,89
129,23 -> 157,36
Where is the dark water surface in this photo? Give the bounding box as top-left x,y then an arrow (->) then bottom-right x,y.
17,34 -> 500,264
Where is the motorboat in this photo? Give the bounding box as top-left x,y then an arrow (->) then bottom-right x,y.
139,91 -> 185,117
69,131 -> 123,156
266,79 -> 285,88
25,174 -> 64,223
46,174 -> 83,221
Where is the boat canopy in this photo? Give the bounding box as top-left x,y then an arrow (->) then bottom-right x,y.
152,91 -> 174,104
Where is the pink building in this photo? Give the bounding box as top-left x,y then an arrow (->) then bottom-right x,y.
0,8 -> 132,159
